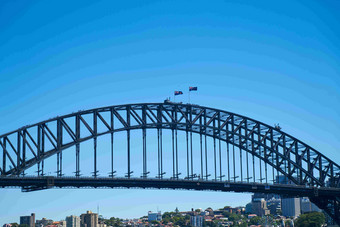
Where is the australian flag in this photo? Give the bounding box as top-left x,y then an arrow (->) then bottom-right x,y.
174,91 -> 183,96
189,86 -> 197,91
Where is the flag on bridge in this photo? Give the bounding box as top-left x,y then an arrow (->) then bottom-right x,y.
174,91 -> 183,96
189,86 -> 197,91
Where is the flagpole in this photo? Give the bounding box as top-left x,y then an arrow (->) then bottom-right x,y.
189,91 -> 191,104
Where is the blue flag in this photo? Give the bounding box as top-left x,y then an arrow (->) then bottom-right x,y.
189,86 -> 197,91
174,91 -> 183,95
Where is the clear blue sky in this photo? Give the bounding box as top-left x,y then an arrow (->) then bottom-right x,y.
1,0 -> 340,224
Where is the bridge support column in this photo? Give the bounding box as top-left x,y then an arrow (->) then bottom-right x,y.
41,126 -> 45,176
310,196 -> 340,225
93,111 -> 98,178
17,131 -> 21,176
2,137 -> 6,174
109,108 -> 115,178
186,131 -> 189,179
126,106 -> 131,178
226,135 -> 230,182
142,127 -> 147,178
75,115 -> 80,177
172,129 -> 175,179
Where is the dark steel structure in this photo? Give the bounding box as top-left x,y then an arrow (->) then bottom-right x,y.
0,102 -> 339,223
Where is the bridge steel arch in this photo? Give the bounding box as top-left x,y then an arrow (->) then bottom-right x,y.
0,102 -> 339,223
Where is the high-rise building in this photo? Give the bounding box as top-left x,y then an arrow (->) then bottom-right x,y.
282,197 -> 300,217
20,213 -> 35,227
245,203 -> 252,213
300,197 -> 321,213
252,198 -> 270,216
276,175 -> 302,217
267,198 -> 281,215
190,215 -> 203,227
276,175 -> 289,185
80,211 -> 98,227
66,215 -> 80,227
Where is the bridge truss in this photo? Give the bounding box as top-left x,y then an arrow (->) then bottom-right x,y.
0,102 -> 339,223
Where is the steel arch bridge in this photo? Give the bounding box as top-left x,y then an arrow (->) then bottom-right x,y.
0,102 -> 340,223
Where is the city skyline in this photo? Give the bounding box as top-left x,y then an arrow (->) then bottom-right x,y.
1,0 -> 340,224
4,195 -> 323,226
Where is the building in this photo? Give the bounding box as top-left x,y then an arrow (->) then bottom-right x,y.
66,215 -> 81,227
275,175 -> 302,217
221,206 -> 245,215
276,175 -> 289,185
267,198 -> 281,215
59,221 -> 66,227
248,214 -> 257,219
20,213 -> 36,227
245,203 -> 252,213
282,197 -> 300,217
52,221 -> 66,227
190,215 -> 203,227
36,218 -> 53,227
3,224 -> 12,227
252,198 -> 270,216
204,208 -> 214,216
300,197 -> 321,213
147,211 -> 162,222
80,211 -> 98,227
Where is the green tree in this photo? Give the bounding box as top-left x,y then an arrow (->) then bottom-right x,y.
249,216 -> 262,225
232,222 -> 247,227
228,213 -> 241,222
162,217 -> 171,224
222,211 -> 231,217
173,217 -> 186,226
104,217 -> 122,227
203,221 -> 217,227
171,214 -> 188,226
175,207 -> 179,213
162,212 -> 172,219
295,212 -> 325,227
150,220 -> 160,225
18,225 -> 29,227
285,219 -> 294,227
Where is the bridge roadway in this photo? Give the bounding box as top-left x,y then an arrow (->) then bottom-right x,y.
1,176 -> 340,197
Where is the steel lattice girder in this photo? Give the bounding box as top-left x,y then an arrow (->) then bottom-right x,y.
1,102 -> 340,223
1,102 -> 338,187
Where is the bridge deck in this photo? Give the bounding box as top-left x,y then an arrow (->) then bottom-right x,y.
1,176 -> 339,197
